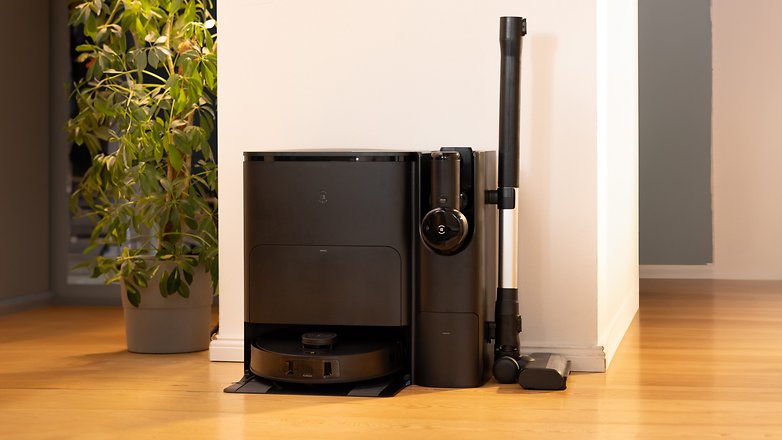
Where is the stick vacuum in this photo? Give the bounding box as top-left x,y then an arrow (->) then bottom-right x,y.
491,16 -> 571,391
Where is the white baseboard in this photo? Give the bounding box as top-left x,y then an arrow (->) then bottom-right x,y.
639,264 -> 713,279
209,336 -> 607,371
520,345 -> 606,372
209,336 -> 244,362
0,291 -> 54,316
599,291 -> 639,369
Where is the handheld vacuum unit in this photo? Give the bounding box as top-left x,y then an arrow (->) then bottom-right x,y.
225,16 -> 570,397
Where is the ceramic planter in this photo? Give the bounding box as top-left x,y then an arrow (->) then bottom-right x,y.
120,264 -> 213,353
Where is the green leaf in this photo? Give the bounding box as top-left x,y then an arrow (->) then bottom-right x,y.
91,0 -> 103,15
126,283 -> 141,307
136,273 -> 148,289
96,28 -> 108,44
68,6 -> 84,26
148,47 -> 159,68
101,44 -> 116,56
133,49 -> 147,71
182,57 -> 197,77
159,270 -> 170,296
159,206 -> 172,233
153,46 -> 171,65
92,57 -> 104,79
135,16 -> 145,36
182,266 -> 194,285
178,278 -> 190,298
168,142 -> 184,171
203,63 -> 216,90
184,216 -> 198,231
139,165 -> 158,194
170,206 -> 180,228
84,133 -> 101,155
93,96 -> 110,114
165,73 -> 181,90
173,90 -> 188,114
159,177 -> 174,194
167,268 -> 180,297
75,43 -> 96,53
91,265 -> 103,279
84,14 -> 98,37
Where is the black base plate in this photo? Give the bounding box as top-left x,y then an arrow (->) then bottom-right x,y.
224,371 -> 411,397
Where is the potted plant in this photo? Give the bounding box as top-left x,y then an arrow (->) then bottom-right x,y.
66,0 -> 218,353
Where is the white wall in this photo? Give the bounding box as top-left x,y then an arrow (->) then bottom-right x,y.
711,0 -> 782,279
213,0 -> 638,372
642,0 -> 782,280
596,0 -> 639,368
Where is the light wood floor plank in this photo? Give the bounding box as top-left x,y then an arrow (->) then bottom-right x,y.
1,279 -> 782,439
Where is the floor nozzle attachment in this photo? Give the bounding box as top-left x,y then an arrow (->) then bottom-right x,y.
517,353 -> 571,391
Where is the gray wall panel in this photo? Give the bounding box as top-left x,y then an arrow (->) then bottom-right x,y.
0,0 -> 51,300
639,0 -> 713,264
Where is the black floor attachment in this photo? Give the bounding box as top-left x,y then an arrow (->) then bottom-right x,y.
517,353 -> 571,391
224,372 -> 411,397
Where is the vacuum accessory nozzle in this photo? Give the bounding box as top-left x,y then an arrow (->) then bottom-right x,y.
517,353 -> 571,391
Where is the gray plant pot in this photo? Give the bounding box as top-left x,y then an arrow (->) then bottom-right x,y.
120,264 -> 214,354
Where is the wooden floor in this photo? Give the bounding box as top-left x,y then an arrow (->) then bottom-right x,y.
1,280 -> 782,439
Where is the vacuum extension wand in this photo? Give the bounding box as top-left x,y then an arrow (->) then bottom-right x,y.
491,16 -> 570,391
492,15 -> 526,385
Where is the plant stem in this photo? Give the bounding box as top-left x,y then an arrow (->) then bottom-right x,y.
164,8 -> 176,75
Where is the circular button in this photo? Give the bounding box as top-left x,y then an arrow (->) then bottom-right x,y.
421,208 -> 468,254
